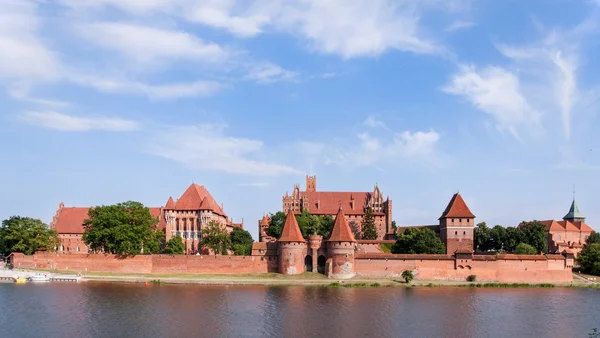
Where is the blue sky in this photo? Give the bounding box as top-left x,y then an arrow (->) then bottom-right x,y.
1,0 -> 599,239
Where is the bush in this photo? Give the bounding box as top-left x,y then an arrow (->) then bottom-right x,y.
577,243 -> 600,276
515,243 -> 537,255
401,270 -> 414,283
467,274 -> 477,282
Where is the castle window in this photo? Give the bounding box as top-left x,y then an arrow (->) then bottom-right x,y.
459,218 -> 462,223
558,235 -> 561,241
467,219 -> 470,223
455,231 -> 458,235
463,231 -> 466,235
452,219 -> 454,222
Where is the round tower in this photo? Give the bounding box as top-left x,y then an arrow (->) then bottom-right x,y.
278,210 -> 307,275
327,208 -> 357,279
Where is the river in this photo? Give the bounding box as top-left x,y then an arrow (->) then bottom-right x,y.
0,283 -> 598,337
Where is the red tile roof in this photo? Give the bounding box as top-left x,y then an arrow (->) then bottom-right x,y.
571,221 -> 594,233
175,183 -> 225,215
300,191 -> 381,215
328,208 -> 357,242
51,205 -> 165,234
439,193 -> 475,219
51,207 -> 89,234
165,197 -> 175,209
538,219 -> 595,233
278,210 -> 305,242
259,214 -> 270,226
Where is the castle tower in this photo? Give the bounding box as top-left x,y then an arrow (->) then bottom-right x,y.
278,209 -> 307,275
563,199 -> 585,223
438,193 -> 475,255
327,207 -> 357,279
306,175 -> 316,192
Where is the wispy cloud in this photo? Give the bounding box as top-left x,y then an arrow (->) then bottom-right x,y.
363,115 -> 387,129
443,65 -> 541,139
18,111 -> 140,131
245,63 -> 297,84
150,124 -> 302,176
445,20 -> 476,32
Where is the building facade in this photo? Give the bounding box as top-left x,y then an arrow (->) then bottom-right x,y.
537,199 -> 594,256
279,175 -> 392,239
50,183 -> 242,255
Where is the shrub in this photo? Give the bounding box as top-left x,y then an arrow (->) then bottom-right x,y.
466,274 -> 477,282
401,270 -> 414,283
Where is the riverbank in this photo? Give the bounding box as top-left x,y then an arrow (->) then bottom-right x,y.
16,269 -> 599,288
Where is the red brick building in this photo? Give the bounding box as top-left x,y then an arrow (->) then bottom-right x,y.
50,183 -> 242,255
535,199 -> 594,256
280,175 -> 392,239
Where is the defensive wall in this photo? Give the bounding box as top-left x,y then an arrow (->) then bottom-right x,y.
9,251 -> 573,283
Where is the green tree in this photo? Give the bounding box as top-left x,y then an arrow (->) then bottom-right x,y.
518,220 -> 548,254
474,222 -> 492,251
162,235 -> 185,254
504,226 -> 523,252
0,216 -> 60,255
586,231 -> 600,245
83,201 -> 164,256
490,225 -> 508,251
401,270 -> 414,283
514,243 -> 538,255
201,221 -> 231,255
391,220 -> 397,230
392,228 -> 446,254
577,243 -> 600,276
361,207 -> 378,240
266,211 -> 286,238
230,227 -> 254,256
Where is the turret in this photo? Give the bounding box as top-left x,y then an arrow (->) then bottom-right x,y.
277,209 -> 307,275
438,193 -> 475,255
327,207 -> 357,279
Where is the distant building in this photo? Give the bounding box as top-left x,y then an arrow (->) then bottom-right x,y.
50,183 -> 242,255
278,175 -> 392,239
535,199 -> 594,256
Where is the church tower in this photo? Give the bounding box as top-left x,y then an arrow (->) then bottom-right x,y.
306,175 -> 316,192
327,207 -> 357,279
277,209 -> 307,275
438,193 -> 476,255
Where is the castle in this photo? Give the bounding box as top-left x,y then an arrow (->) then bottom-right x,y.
28,176 -> 591,283
50,183 -> 242,255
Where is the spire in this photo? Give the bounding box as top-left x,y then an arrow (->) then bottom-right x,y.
328,207 -> 356,242
563,198 -> 585,221
278,209 -> 305,242
165,197 -> 175,209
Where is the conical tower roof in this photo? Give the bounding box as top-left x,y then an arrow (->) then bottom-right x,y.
279,210 -> 305,242
328,208 -> 356,242
439,193 -> 475,220
165,197 -> 175,209
563,199 -> 585,220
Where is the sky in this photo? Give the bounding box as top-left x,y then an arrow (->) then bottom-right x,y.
1,0 -> 599,239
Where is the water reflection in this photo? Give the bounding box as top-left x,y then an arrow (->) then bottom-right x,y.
0,283 -> 598,338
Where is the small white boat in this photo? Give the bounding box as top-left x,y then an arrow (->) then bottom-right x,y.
28,274 -> 50,282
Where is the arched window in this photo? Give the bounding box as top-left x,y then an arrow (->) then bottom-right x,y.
558,235 -> 562,241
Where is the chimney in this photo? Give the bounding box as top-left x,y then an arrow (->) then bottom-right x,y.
351,196 -> 355,210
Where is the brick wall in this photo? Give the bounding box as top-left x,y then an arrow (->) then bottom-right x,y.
354,254 -> 572,283
11,252 -> 276,274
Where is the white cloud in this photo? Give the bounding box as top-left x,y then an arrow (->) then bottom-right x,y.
61,0 -> 448,59
18,111 -> 140,131
363,115 -> 386,128
78,22 -> 228,66
319,129 -> 441,168
151,124 -> 302,176
0,1 -> 59,82
69,75 -> 223,100
445,20 -> 476,32
443,65 -> 540,138
245,63 -> 297,83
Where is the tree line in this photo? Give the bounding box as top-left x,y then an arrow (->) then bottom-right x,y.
474,221 -> 548,254
0,201 -> 254,257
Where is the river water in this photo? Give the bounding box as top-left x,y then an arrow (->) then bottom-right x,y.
0,283 -> 598,337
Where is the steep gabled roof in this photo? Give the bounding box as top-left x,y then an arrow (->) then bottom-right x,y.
439,193 -> 475,220
259,214 -> 270,226
165,197 -> 175,209
278,210 -> 305,242
328,208 -> 357,242
51,206 -> 165,234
